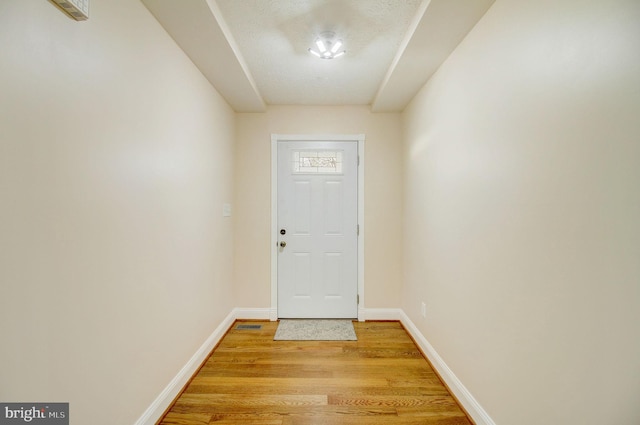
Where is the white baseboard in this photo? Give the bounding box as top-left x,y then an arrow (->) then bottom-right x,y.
232,307 -> 272,320
233,308 -> 398,321
134,307 -> 276,424
398,311 -> 496,425
360,307 -> 403,321
133,310 -> 236,425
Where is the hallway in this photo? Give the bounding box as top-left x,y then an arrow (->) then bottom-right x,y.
1,1 -> 639,424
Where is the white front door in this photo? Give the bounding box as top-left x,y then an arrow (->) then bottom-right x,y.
277,141 -> 358,318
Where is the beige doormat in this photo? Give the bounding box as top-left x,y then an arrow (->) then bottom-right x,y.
274,319 -> 357,341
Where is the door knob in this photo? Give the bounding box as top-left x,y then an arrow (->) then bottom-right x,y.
279,241 -> 287,248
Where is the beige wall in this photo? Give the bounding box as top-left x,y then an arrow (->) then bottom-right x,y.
401,0 -> 640,424
234,106 -> 403,309
0,1 -> 235,424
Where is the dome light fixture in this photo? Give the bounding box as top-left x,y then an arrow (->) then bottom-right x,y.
308,31 -> 346,59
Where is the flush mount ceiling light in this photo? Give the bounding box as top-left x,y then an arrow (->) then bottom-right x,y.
308,31 -> 346,59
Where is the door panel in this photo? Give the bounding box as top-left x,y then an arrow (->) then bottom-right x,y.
324,181 -> 343,234
293,180 -> 311,234
277,141 -> 358,318
323,253 -> 343,296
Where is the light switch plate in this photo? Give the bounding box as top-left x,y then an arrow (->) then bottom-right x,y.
52,0 -> 89,21
222,203 -> 232,217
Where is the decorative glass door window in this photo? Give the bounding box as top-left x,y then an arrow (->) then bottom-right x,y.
293,151 -> 343,174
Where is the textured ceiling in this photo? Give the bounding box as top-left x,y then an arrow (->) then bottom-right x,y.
142,0 -> 495,111
215,0 -> 422,105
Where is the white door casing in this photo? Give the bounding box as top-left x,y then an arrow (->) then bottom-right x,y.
271,135 -> 364,320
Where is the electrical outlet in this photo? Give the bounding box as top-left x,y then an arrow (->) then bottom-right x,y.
421,302 -> 426,318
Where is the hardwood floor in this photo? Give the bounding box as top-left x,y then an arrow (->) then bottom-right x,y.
158,321 -> 473,425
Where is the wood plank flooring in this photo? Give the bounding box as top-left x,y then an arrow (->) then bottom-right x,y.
158,321 -> 473,425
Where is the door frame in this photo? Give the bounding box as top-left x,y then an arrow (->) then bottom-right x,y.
270,134 -> 365,322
